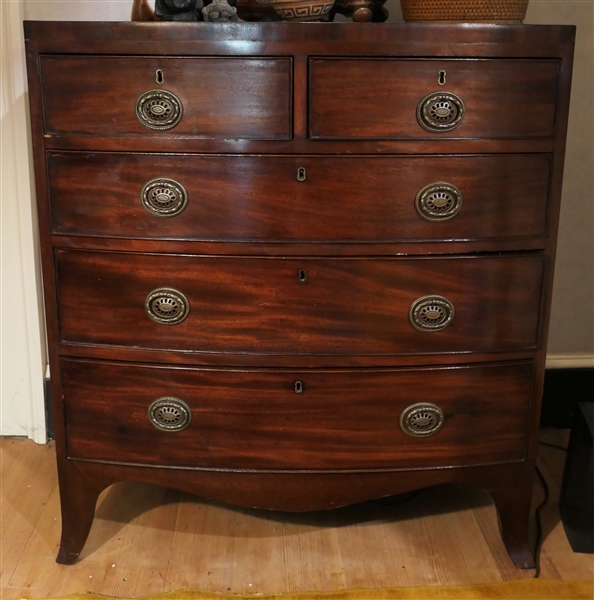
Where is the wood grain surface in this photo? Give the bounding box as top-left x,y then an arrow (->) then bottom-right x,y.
48,153 -> 551,244
55,251 -> 544,355
61,358 -> 534,469
40,56 -> 292,139
310,58 -> 559,140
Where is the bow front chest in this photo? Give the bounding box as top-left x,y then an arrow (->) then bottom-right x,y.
24,21 -> 575,568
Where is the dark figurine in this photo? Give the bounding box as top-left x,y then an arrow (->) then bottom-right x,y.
132,0 -> 262,22
154,0 -> 205,21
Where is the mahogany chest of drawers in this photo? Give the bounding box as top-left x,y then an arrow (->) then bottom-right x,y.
24,21 -> 575,568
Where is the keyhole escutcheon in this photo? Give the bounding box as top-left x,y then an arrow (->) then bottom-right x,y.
156,69 -> 164,84
299,269 -> 307,283
297,167 -> 307,182
438,70 -> 446,85
294,380 -> 304,394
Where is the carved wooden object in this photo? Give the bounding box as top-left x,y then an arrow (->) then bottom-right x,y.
331,0 -> 388,22
131,0 -> 156,21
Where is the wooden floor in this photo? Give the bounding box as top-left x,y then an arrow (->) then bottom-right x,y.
1,430 -> 592,599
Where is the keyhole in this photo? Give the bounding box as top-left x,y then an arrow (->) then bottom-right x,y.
156,69 -> 164,84
294,380 -> 304,394
438,70 -> 446,85
299,269 -> 307,282
297,167 -> 307,182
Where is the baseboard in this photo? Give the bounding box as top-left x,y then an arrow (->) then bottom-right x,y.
546,354 -> 594,369
44,364 -> 54,441
541,366 -> 594,428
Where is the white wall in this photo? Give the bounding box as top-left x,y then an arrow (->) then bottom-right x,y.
1,0 -> 47,443
23,1 -> 133,21
525,0 -> 594,368
2,0 -> 592,442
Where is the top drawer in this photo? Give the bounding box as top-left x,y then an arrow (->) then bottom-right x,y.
310,59 -> 559,140
39,56 -> 292,140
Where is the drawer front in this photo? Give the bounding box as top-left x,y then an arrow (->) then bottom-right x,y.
62,359 -> 534,470
40,56 -> 292,139
310,59 -> 559,140
49,153 -> 550,243
56,251 -> 543,355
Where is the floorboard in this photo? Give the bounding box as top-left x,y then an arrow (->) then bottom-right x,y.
1,429 -> 592,599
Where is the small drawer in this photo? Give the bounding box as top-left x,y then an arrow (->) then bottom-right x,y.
48,152 -> 550,243
62,358 -> 534,470
56,250 -> 543,356
310,58 -> 559,140
40,56 -> 292,140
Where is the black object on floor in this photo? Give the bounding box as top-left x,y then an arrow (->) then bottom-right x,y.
560,402 -> 594,553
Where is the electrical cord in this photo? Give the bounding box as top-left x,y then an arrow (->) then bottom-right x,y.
533,463 -> 549,579
532,440 -> 568,578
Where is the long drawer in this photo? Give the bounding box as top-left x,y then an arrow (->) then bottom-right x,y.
48,153 -> 550,243
56,250 -> 544,355
62,358 -> 534,470
40,56 -> 292,139
310,58 -> 559,140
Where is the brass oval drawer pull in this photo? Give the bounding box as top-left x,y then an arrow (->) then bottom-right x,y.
135,89 -> 183,131
400,402 -> 445,437
141,178 -> 188,217
415,182 -> 463,222
409,295 -> 455,332
416,91 -> 465,133
145,288 -> 190,325
148,397 -> 192,432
